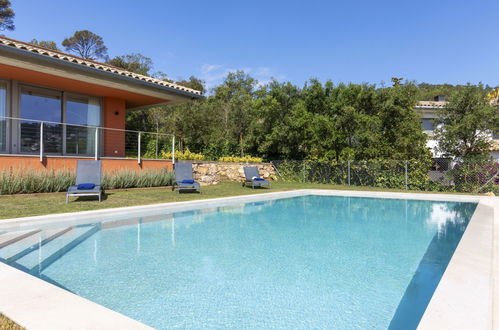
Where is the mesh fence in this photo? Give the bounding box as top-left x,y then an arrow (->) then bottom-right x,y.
271,159 -> 499,194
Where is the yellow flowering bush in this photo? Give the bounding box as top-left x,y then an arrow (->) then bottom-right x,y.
218,155 -> 263,163
161,149 -> 205,160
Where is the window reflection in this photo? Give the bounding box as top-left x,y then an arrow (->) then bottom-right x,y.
66,96 -> 101,156
20,88 -> 62,153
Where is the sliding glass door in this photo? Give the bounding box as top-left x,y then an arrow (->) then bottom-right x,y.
65,95 -> 101,156
20,86 -> 62,153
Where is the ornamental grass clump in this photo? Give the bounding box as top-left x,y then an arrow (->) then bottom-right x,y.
102,169 -> 174,189
0,169 -> 74,195
0,169 -> 174,195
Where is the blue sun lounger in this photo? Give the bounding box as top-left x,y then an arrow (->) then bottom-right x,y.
66,160 -> 103,203
243,166 -> 271,189
173,162 -> 201,193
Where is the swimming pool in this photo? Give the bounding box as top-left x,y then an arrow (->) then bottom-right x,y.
0,194 -> 477,329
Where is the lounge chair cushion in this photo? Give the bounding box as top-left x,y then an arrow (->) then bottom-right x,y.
68,185 -> 101,194
253,177 -> 266,181
181,179 -> 195,184
77,183 -> 95,190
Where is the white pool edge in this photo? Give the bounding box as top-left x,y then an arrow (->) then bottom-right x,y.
0,189 -> 496,329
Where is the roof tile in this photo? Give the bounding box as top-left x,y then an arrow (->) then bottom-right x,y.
0,36 -> 202,96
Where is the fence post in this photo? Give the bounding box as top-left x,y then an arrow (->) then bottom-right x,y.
137,132 -> 141,164
39,121 -> 44,162
302,162 -> 306,183
171,135 -> 175,165
404,160 -> 408,190
347,161 -> 351,185
94,127 -> 99,160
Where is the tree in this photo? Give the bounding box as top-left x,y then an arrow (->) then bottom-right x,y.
0,0 -> 14,31
214,71 -> 257,156
374,82 -> 431,161
107,53 -> 153,75
435,83 -> 498,160
30,39 -> 59,51
176,76 -> 206,94
62,30 -> 108,60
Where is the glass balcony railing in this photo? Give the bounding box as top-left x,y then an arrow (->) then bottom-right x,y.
0,116 -> 175,162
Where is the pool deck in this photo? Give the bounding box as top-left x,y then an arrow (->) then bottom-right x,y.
0,189 -> 496,329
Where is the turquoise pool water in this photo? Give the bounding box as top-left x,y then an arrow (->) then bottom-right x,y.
1,195 -> 476,329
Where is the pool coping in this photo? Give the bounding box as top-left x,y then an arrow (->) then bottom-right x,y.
0,189 -> 496,329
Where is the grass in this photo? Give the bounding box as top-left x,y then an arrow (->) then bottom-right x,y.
0,181 -> 478,220
0,314 -> 23,330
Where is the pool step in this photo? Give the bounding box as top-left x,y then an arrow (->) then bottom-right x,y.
0,229 -> 41,248
13,225 -> 99,274
0,228 -> 70,261
6,227 -> 73,263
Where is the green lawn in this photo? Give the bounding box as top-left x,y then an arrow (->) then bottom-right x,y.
0,182 -> 476,220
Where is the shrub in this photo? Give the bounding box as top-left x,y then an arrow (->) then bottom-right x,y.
273,159 -> 434,190
103,170 -> 174,189
218,155 -> 263,163
0,169 -> 174,195
161,148 -> 205,161
0,169 -> 74,195
451,159 -> 499,193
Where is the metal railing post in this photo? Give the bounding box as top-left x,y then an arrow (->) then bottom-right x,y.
94,127 -> 99,160
138,132 -> 141,164
347,161 -> 351,185
171,135 -> 175,164
39,121 -> 44,162
155,134 -> 159,159
404,160 -> 408,190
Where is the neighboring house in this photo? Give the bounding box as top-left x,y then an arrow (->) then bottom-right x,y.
414,96 -> 499,162
0,36 -> 202,172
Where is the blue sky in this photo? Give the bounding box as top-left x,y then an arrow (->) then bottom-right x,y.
5,0 -> 499,90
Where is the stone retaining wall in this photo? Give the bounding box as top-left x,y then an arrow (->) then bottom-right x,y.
191,162 -> 276,185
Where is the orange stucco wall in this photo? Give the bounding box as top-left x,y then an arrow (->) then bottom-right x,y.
0,156 -> 173,173
102,97 -> 126,157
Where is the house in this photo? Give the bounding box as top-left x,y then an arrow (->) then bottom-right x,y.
0,36 -> 202,173
414,96 -> 499,162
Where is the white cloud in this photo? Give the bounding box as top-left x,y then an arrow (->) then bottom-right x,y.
198,64 -> 285,93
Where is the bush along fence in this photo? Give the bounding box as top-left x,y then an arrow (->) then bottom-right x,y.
271,159 -> 499,194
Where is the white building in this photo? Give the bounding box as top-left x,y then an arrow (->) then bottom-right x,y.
414,96 -> 499,161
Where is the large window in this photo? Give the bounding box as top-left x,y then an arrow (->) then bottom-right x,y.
0,83 -> 6,152
20,86 -> 62,153
18,85 -> 101,155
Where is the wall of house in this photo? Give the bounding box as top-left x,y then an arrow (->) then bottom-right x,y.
102,97 -> 126,157
0,156 -> 173,173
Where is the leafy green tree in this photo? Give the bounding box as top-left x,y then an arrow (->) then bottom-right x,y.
247,80 -> 302,159
214,71 -> 257,156
435,83 -> 498,159
0,0 -> 14,31
176,76 -> 206,94
374,82 -> 431,161
107,53 -> 153,75
62,30 -> 108,60
30,39 -> 59,50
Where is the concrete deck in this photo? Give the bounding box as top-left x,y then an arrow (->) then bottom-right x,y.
0,190 -> 496,329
